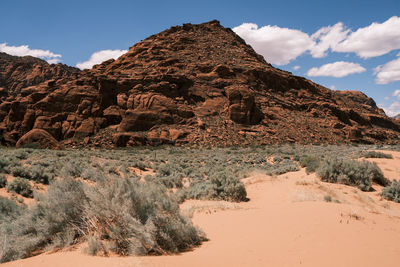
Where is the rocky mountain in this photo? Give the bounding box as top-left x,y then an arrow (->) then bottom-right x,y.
0,20 -> 399,148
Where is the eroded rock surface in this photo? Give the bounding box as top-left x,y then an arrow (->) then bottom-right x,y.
1,20 -> 399,147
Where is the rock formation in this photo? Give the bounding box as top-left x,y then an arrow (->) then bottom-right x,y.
0,20 -> 399,147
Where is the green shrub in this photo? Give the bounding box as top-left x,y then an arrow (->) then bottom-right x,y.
360,151 -> 393,159
184,171 -> 247,202
316,158 -> 389,191
382,180 -> 400,203
299,155 -> 320,174
6,178 -> 33,198
0,174 -> 7,188
0,196 -> 24,221
0,158 -> 9,173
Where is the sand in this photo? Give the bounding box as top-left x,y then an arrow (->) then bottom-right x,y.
3,150 -> 400,267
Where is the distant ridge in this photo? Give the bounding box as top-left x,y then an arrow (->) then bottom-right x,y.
0,20 -> 399,147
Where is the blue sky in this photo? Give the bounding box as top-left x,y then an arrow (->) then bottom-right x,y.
1,0 -> 400,115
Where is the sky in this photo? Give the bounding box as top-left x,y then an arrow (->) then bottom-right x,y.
1,0 -> 400,116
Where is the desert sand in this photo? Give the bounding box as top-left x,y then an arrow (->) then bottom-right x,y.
3,151 -> 400,267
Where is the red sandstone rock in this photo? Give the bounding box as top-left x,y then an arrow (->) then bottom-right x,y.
0,20 -> 400,147
15,129 -> 61,149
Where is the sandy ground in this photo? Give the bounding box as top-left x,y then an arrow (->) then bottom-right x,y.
3,150 -> 400,267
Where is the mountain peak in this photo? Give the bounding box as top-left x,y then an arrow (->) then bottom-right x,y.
0,21 -> 399,147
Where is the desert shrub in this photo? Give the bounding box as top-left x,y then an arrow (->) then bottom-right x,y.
184,170 -> 247,202
299,155 -> 320,173
6,178 -> 33,198
0,197 -> 24,221
324,195 -> 332,202
0,178 -> 86,262
360,151 -> 393,159
382,180 -> 400,203
30,165 -> 54,184
0,177 -> 204,263
264,159 -> 300,176
85,236 -> 102,256
83,177 -> 204,255
0,174 -> 7,188
11,166 -> 32,180
0,158 -> 9,173
316,158 -> 389,191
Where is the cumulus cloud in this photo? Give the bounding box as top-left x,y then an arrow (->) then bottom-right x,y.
233,23 -> 314,65
293,65 -> 301,70
233,16 -> 400,65
76,49 -> 127,69
310,23 -> 349,58
393,90 -> 400,99
307,61 -> 366,78
374,56 -> 400,84
334,16 -> 400,58
381,101 -> 400,117
0,42 -> 61,63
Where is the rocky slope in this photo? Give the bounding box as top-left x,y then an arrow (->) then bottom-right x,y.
0,20 -> 399,148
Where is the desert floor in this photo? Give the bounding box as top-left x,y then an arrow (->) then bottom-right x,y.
4,151 -> 400,267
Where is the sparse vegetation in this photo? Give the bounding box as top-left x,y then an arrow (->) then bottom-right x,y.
0,144 -> 397,263
382,180 -> 400,203
359,151 -> 393,159
6,178 -> 33,198
316,157 -> 389,191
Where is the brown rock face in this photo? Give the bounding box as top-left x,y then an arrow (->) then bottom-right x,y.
15,129 -> 61,149
1,20 -> 400,147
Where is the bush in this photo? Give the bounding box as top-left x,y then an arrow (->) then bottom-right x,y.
184,171 -> 247,202
299,155 -> 320,174
316,158 -> 389,191
360,151 -> 393,159
0,197 -> 24,221
0,174 -> 7,188
6,178 -> 33,198
0,177 -> 204,263
84,178 -> 204,255
382,180 -> 400,203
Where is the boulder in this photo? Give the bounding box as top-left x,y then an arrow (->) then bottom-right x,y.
16,129 -> 62,149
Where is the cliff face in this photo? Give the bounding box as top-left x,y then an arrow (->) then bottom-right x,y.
0,20 -> 399,147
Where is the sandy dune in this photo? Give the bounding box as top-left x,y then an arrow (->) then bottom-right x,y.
4,151 -> 400,267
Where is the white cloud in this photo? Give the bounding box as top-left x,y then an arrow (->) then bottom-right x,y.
330,85 -> 337,90
384,96 -> 390,100
307,61 -> 366,78
374,56 -> 400,84
233,17 -> 400,65
334,16 -> 400,58
310,23 -> 349,58
381,101 -> 400,117
393,90 -> 400,99
233,23 -> 314,65
76,49 -> 127,69
293,65 -> 301,70
0,42 -> 61,63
